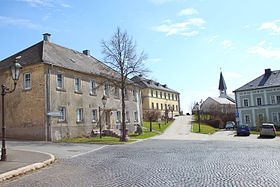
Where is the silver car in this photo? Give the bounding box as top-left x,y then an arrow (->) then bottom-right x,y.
260,123 -> 276,138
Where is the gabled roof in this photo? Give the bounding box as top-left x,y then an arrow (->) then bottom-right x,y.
218,72 -> 227,91
206,97 -> 235,105
131,75 -> 179,93
234,69 -> 280,92
0,40 -> 120,79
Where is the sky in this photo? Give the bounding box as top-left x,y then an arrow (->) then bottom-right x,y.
1,0 -> 280,113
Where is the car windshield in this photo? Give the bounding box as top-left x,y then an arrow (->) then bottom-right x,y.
239,125 -> 248,129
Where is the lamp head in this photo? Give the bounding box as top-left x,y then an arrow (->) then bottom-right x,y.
10,56 -> 22,81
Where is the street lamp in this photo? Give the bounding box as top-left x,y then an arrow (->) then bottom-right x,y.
194,102 -> 201,133
1,56 -> 22,161
99,95 -> 107,138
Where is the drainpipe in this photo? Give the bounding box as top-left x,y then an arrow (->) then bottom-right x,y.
178,93 -> 181,115
45,67 -> 51,141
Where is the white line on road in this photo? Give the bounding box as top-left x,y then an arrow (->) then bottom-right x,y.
70,145 -> 108,158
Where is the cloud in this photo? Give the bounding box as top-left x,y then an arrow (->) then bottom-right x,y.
249,42 -> 280,58
224,72 -> 243,79
0,16 -> 42,30
221,40 -> 233,49
154,18 -> 206,37
148,0 -> 184,5
61,3 -> 71,8
208,35 -> 219,44
19,0 -> 53,7
178,8 -> 198,16
259,20 -> 280,35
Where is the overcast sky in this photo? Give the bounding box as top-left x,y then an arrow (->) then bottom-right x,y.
1,0 -> 280,112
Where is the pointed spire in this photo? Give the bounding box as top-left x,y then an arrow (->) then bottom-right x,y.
218,71 -> 227,97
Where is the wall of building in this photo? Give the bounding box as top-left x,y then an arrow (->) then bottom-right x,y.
0,64 -> 46,140
236,86 -> 280,128
141,88 -> 180,117
47,66 -> 141,140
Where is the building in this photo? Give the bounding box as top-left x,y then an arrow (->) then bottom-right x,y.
234,68 -> 280,128
131,75 -> 180,118
0,33 -> 142,141
201,71 -> 235,114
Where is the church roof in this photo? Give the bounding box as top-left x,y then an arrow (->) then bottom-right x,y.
218,72 -> 227,91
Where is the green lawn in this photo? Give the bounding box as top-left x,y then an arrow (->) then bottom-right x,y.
59,136 -> 135,144
129,120 -> 173,139
192,122 -> 219,134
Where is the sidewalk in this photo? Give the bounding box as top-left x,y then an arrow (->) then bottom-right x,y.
0,149 -> 55,182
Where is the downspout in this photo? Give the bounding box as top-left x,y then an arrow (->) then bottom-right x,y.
178,93 -> 181,115
45,66 -> 51,141
234,91 -> 239,126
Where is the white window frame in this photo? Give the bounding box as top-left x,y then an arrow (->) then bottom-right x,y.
58,106 -> 66,122
89,80 -> 96,95
133,90 -> 137,101
256,97 -> 262,106
74,78 -> 81,92
243,99 -> 249,107
151,103 -> 154,109
161,103 -> 163,110
116,111 -> 121,122
272,112 -> 278,123
23,73 -> 31,90
92,109 -> 97,122
245,114 -> 251,123
56,73 -> 64,89
125,111 -> 130,122
271,95 -> 276,104
134,111 -> 138,122
76,108 -> 83,123
114,87 -> 119,98
104,82 -> 109,96
277,96 -> 280,104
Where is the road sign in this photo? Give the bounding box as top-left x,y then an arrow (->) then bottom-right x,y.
236,112 -> 239,118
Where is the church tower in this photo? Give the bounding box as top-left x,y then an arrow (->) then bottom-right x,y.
218,71 -> 227,98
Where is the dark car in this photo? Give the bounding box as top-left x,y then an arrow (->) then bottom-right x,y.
237,124 -> 250,136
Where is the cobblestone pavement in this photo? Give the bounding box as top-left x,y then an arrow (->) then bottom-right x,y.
2,139 -> 280,187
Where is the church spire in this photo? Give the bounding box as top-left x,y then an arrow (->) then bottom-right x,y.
218,71 -> 227,97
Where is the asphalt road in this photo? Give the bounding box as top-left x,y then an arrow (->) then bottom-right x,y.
2,116 -> 280,186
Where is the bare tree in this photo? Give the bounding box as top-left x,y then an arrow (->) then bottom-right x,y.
101,27 -> 148,141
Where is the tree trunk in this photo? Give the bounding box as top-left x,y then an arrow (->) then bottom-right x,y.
120,82 -> 127,142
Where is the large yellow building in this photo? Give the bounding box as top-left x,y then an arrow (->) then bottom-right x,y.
132,75 -> 180,118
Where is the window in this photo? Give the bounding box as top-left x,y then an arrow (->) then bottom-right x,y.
89,80 -> 96,95
245,114 -> 251,123
74,78 -> 81,92
277,96 -> 280,104
124,88 -> 128,100
165,104 -> 167,110
58,107 -> 66,122
114,87 -> 119,98
134,111 -> 138,122
272,112 -> 278,123
172,94 -> 174,100
116,111 -> 121,122
160,92 -> 162,98
125,111 -> 130,122
161,104 -> 163,110
156,91 -> 158,98
152,103 -> 154,109
257,97 -> 262,106
243,99 -> 249,107
168,93 -> 170,100
57,73 -> 64,89
104,82 -> 109,96
92,109 -> 97,122
76,108 -> 83,122
164,92 -> 166,99
156,103 -> 159,110
175,95 -> 177,101
271,96 -> 276,104
133,90 -> 137,101
176,105 -> 178,111
23,73 -> 31,89
151,90 -> 154,97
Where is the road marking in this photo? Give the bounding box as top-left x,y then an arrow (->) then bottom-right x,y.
70,145 -> 108,158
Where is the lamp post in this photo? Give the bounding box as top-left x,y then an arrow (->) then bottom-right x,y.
1,56 -> 22,161
99,95 -> 107,138
195,102 -> 201,133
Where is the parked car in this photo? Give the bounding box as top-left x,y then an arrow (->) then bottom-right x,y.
237,124 -> 250,136
186,113 -> 190,116
260,123 -> 276,138
225,121 -> 235,130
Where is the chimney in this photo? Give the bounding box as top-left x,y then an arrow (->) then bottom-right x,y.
265,68 -> 271,76
83,50 -> 90,56
43,33 -> 51,42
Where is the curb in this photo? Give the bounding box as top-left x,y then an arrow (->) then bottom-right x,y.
0,151 -> 55,182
